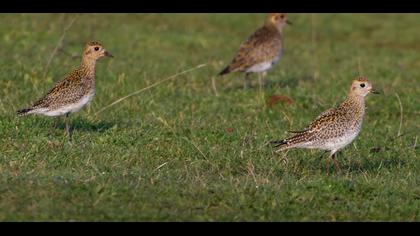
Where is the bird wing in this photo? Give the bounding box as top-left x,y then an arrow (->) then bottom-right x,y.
226,27 -> 281,72
273,105 -> 351,150
288,108 -> 339,135
307,108 -> 339,131
31,70 -> 85,109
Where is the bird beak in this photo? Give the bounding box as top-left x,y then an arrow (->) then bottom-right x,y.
286,20 -> 293,25
370,89 -> 380,94
105,51 -> 114,58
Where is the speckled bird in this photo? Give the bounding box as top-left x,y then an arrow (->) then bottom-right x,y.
219,13 -> 291,88
17,41 -> 113,138
271,77 -> 379,174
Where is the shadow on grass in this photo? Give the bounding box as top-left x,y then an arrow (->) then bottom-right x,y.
346,154 -> 407,173
324,151 -> 407,175
55,118 -> 115,133
220,74 -> 312,92
291,149 -> 407,176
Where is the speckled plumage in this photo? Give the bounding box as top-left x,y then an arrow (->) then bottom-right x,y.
17,41 -> 113,137
24,65 -> 96,116
271,77 -> 379,174
219,13 -> 291,87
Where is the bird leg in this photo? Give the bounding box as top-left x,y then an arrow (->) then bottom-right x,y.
257,72 -> 267,104
319,151 -> 329,172
331,153 -> 342,174
258,73 -> 263,92
64,113 -> 72,140
244,73 -> 251,89
326,156 -> 331,176
260,71 -> 267,87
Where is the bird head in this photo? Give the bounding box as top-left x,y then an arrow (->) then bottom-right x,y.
83,41 -> 113,62
266,13 -> 292,32
350,77 -> 380,97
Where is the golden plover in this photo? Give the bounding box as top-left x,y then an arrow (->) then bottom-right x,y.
17,41 -> 113,138
271,77 -> 379,174
219,13 -> 291,88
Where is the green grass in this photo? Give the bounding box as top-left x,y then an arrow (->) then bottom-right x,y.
0,13 -> 419,221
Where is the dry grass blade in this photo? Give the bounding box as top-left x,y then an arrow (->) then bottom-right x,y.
395,93 -> 403,137
153,162 -> 169,173
95,63 -> 207,116
43,15 -> 79,79
211,76 -> 219,97
181,137 -> 209,161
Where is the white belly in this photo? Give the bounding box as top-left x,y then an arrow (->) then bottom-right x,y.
246,61 -> 274,73
246,53 -> 282,73
320,131 -> 361,151
299,129 -> 361,152
36,92 -> 95,117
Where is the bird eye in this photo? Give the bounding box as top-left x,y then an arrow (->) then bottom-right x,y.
360,83 -> 366,88
94,47 -> 100,51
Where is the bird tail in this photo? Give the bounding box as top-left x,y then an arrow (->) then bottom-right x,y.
218,66 -> 231,76
270,139 -> 292,152
270,132 -> 308,152
17,108 -> 33,117
270,140 -> 288,149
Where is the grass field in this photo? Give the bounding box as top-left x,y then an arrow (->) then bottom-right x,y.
0,13 -> 419,221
